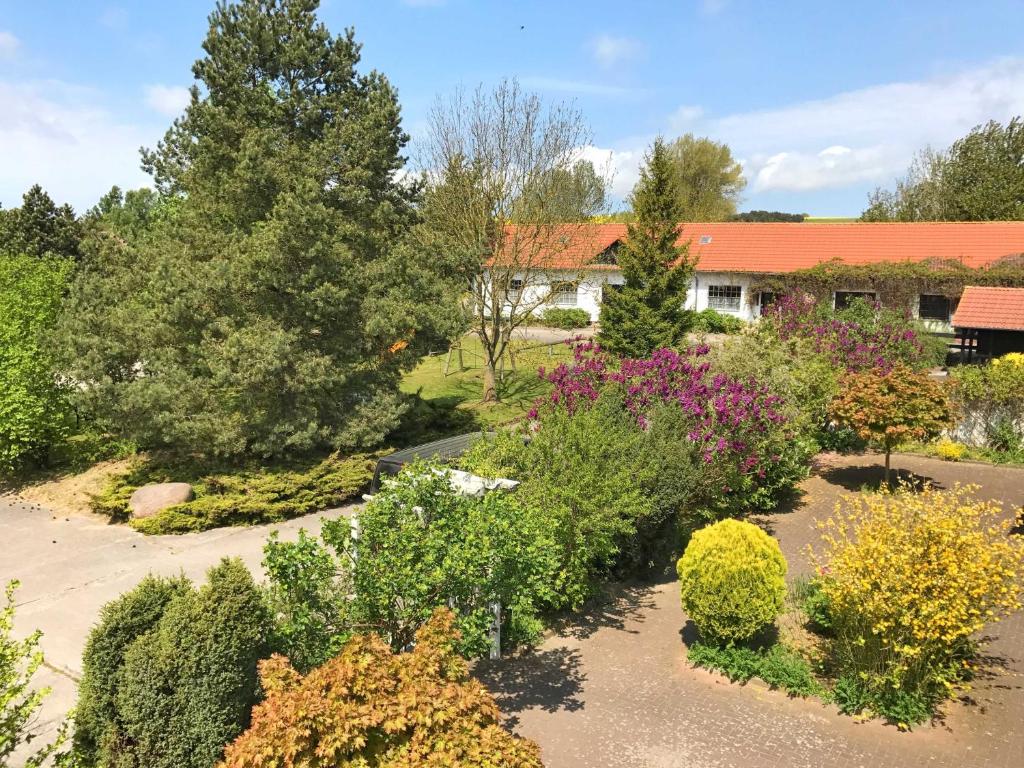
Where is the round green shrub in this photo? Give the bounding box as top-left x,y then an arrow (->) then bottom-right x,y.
677,519 -> 787,645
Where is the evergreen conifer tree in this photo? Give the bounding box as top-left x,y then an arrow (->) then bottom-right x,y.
598,139 -> 694,357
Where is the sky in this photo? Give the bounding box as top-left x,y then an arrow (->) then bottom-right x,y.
1,0 -> 1024,216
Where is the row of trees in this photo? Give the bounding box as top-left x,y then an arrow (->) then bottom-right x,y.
0,0 -> 757,462
863,117 -> 1024,221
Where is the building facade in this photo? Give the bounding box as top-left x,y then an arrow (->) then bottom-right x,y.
490,222 -> 1024,328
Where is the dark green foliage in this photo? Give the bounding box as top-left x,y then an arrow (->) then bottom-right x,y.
91,451 -> 376,533
598,138 -> 695,357
863,118 -> 1024,221
463,394 -> 659,608
0,185 -> 82,260
61,0 -> 456,459
691,309 -> 745,334
73,575 -> 191,764
0,254 -> 74,473
730,210 -> 806,222
687,642 -> 823,698
832,675 -> 932,727
263,529 -> 349,673
74,560 -> 272,768
330,463 -> 559,654
791,577 -> 833,633
262,463 -> 559,658
539,307 -> 591,330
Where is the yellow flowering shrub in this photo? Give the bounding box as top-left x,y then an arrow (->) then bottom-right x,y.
933,438 -> 966,461
809,485 -> 1024,724
678,519 -> 787,645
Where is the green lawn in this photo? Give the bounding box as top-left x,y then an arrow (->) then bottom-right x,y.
400,335 -> 574,429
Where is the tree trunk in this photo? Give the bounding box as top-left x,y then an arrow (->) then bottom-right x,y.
884,447 -> 892,489
482,360 -> 498,402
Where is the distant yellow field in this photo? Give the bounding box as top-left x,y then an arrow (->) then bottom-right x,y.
803,216 -> 859,223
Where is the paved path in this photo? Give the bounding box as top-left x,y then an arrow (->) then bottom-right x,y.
478,453 -> 1024,768
0,496 -> 357,757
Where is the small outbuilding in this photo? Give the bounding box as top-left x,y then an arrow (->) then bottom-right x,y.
952,286 -> 1024,361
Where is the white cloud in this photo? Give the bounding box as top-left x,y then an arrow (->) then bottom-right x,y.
669,105 -> 705,130
0,31 -> 20,59
589,34 -> 642,69
520,76 -> 636,97
599,57 -> 1024,200
144,84 -> 190,117
576,143 -> 642,200
0,79 -> 156,211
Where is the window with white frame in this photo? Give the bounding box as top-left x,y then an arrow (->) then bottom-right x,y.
507,278 -> 523,304
551,281 -> 578,306
707,284 -> 742,312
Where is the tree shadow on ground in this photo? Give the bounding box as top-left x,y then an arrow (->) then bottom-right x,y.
817,463 -> 942,493
546,577 -> 665,642
475,647 -> 586,728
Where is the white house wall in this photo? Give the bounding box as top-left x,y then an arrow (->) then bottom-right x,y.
485,268 -> 952,327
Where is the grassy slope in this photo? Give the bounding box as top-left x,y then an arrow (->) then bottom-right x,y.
400,335 -> 572,429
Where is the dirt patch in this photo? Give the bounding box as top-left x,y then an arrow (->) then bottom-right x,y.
7,457 -> 135,518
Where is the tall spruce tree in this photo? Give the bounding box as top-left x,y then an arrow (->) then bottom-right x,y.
598,139 -> 694,357
61,0 -> 455,457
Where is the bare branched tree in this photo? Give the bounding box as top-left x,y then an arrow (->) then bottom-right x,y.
417,79 -> 608,402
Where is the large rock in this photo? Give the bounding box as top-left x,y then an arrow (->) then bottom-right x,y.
129,483 -> 194,519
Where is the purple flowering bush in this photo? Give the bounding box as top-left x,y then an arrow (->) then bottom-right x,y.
762,294 -> 943,373
532,342 -> 808,516
462,342 -> 814,610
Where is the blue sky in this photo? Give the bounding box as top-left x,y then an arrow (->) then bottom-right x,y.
2,0 -> 1023,215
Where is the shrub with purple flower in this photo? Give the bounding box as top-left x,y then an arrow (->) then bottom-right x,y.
762,293 -> 939,373
532,341 -> 801,514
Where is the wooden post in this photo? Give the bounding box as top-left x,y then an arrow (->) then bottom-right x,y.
443,346 -> 454,376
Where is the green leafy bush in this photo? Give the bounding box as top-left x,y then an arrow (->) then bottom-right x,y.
463,393 -> 658,609
0,254 -> 74,473
539,307 -> 591,330
91,451 -> 376,533
2,581 -> 65,767
691,308 -> 745,334
264,462 -> 559,658
677,519 -> 787,645
73,559 -> 273,768
687,641 -> 823,698
263,529 -> 350,674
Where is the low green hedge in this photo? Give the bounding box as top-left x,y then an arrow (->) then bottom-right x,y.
92,452 -> 376,535
687,641 -> 824,698
539,307 -> 591,330
691,309 -> 746,335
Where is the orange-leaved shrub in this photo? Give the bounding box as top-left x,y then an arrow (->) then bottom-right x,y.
829,362 -> 951,485
809,485 -> 1024,725
219,608 -> 543,768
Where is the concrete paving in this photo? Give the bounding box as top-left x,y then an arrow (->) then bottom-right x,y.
0,497 -> 358,759
477,453 -> 1024,768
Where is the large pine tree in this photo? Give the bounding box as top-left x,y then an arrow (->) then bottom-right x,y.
61,0 -> 455,457
598,139 -> 694,357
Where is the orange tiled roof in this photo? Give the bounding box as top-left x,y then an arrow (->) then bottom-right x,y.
505,222 -> 1024,273
952,286 -> 1024,331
